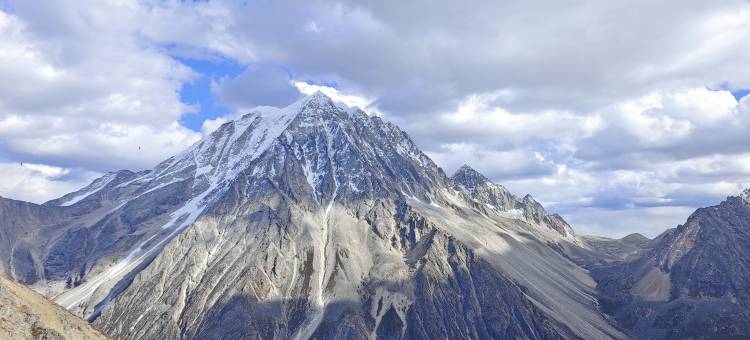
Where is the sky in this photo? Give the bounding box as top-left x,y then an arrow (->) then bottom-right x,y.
1,0 -> 749,238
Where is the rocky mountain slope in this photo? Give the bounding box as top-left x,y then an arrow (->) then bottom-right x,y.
584,189 -> 750,339
87,93 -> 621,339
0,275 -> 107,339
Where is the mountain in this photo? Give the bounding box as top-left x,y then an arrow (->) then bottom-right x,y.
0,92 -> 624,339
587,189 -> 750,339
1,92 -> 624,339
92,92 -> 622,339
568,233 -> 653,269
0,275 -> 107,339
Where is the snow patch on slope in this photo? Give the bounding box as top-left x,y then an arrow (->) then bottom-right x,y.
59,172 -> 117,206
53,95 -> 326,319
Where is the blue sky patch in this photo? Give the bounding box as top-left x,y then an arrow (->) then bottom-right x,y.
732,89 -> 750,101
176,56 -> 245,132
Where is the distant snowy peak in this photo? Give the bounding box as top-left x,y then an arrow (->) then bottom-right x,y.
267,90 -> 448,203
151,91 -> 446,204
451,164 -> 578,241
48,91 -> 446,213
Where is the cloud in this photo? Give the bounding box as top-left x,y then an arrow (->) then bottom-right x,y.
577,88 -> 750,164
564,206 -> 698,238
2,0 -> 750,237
214,64 -> 302,109
400,91 -> 602,153
0,1 -> 201,177
201,117 -> 228,136
293,82 -> 376,111
137,0 -> 750,113
0,162 -> 97,203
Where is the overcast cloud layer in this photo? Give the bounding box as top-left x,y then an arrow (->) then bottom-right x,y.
1,0 -> 749,237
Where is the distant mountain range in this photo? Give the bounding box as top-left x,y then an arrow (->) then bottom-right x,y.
1,92 -> 748,339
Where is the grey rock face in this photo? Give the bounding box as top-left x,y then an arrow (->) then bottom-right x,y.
451,165 -> 518,211
586,191 -> 750,339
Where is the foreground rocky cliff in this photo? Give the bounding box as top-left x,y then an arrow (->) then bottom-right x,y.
0,275 -> 107,339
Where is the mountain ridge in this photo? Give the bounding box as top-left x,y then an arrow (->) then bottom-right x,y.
450,164 -> 578,244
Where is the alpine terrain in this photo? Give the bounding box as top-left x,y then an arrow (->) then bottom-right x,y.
0,92 -> 748,339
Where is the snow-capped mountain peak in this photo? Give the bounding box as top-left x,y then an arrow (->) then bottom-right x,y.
305,90 -> 335,105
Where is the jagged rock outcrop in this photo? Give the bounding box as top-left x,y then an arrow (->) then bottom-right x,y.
0,275 -> 107,340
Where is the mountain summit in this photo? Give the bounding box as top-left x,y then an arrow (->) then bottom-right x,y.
1,93 -> 621,339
